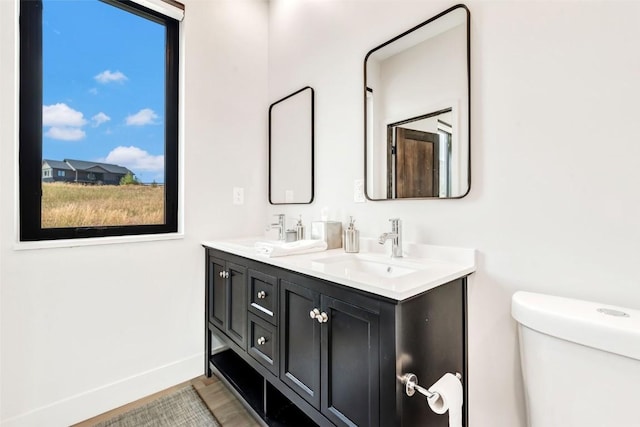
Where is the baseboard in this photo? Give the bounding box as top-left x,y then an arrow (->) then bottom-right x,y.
1,352 -> 203,427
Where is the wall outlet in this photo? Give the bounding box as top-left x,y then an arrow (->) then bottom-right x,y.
233,187 -> 244,205
354,179 -> 365,203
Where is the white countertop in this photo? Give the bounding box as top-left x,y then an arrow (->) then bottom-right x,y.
202,237 -> 475,301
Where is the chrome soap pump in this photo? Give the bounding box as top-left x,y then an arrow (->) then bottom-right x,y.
344,216 -> 359,253
295,215 -> 305,240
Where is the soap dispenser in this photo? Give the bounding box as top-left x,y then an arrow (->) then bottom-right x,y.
344,216 -> 359,253
295,215 -> 305,240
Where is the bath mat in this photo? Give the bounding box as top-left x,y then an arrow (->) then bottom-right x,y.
94,386 -> 221,427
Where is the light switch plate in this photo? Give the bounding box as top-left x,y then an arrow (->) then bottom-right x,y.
233,187 -> 244,205
354,179 -> 365,203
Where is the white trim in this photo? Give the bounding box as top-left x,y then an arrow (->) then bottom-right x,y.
13,232 -> 184,251
132,0 -> 184,21
383,98 -> 459,129
0,353 -> 202,427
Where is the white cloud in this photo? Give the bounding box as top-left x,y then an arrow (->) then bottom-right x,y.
43,103 -> 87,127
125,108 -> 159,126
45,126 -> 86,141
104,146 -> 164,172
94,70 -> 128,84
88,88 -> 98,95
91,112 -> 111,127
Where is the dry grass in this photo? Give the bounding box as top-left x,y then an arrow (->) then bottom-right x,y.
42,182 -> 164,228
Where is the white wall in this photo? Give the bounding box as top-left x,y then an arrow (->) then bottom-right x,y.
3,1 -> 640,426
268,1 -> 640,426
0,0 -> 268,425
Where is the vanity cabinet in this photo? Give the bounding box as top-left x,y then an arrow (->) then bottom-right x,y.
205,247 -> 468,427
320,295 -> 381,427
280,279 -> 380,426
279,279 -> 321,408
207,254 -> 247,350
247,269 -> 279,375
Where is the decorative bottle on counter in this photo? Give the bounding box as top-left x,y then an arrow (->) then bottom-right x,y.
296,215 -> 305,240
344,216 -> 359,253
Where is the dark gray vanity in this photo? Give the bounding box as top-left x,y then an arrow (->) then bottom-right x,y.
204,243 -> 471,426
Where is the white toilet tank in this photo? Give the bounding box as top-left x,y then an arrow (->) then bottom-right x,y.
512,291 -> 640,427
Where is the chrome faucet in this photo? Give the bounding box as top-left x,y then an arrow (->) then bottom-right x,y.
379,218 -> 403,258
269,214 -> 286,241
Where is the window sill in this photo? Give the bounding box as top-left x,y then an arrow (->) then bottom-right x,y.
13,232 -> 184,251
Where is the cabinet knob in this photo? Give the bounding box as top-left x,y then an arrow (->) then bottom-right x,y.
257,291 -> 266,299
257,336 -> 267,346
223,271 -> 229,279
309,308 -> 320,319
316,311 -> 329,323
218,271 -> 224,278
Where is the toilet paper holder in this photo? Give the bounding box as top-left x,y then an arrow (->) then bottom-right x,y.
400,372 -> 462,399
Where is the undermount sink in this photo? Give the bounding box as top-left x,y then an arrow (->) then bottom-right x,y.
311,254 -> 428,280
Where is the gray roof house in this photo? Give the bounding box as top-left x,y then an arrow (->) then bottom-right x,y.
42,159 -> 134,185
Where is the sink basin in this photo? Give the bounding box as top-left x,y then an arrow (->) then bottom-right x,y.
311,254 -> 428,280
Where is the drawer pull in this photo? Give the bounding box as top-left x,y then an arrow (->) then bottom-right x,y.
257,336 -> 267,346
219,271 -> 229,279
257,290 -> 266,299
309,308 -> 320,319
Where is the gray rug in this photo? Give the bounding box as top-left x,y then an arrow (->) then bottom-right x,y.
94,386 -> 221,427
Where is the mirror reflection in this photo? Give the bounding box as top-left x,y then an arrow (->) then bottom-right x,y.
269,86 -> 314,204
365,5 -> 470,200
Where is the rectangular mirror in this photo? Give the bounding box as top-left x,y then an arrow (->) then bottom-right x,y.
365,5 -> 470,200
269,86 -> 314,204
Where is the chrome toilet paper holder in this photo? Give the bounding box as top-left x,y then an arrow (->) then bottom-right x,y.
400,372 -> 462,399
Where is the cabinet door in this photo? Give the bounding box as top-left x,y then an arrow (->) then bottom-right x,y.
208,256 -> 226,330
279,279 -> 321,409
321,296 -> 380,427
226,262 -> 247,350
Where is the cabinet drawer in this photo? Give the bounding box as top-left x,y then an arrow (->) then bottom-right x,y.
248,269 -> 278,324
248,313 -> 279,375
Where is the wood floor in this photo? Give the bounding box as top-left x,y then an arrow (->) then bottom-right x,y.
74,374 -> 262,427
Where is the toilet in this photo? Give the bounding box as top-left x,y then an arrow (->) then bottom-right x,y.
512,291 -> 640,427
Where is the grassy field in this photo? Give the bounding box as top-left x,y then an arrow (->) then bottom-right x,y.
42,182 -> 164,228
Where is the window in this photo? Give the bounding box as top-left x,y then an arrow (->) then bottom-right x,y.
19,0 -> 181,241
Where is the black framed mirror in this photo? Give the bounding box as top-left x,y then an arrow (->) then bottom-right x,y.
269,86 -> 314,205
364,4 -> 470,200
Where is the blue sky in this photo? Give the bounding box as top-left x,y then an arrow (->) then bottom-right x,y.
42,0 -> 166,183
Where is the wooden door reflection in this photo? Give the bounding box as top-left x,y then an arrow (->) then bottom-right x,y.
389,127 -> 439,198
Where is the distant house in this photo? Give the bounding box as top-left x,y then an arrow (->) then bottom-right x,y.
42,159 -> 134,185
